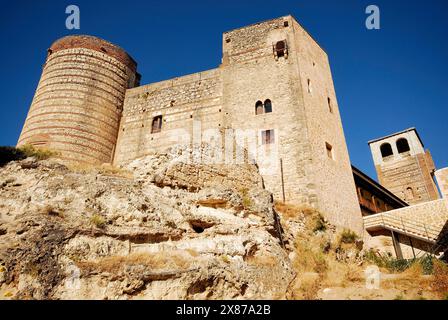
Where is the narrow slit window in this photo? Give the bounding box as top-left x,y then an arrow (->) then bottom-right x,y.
151,115 -> 162,133
326,142 -> 334,160
405,187 -> 414,200
327,97 -> 333,113
307,79 -> 312,93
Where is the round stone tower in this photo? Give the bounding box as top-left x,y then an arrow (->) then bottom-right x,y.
17,35 -> 139,164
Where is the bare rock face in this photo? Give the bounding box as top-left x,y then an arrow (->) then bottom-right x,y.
0,145 -> 294,300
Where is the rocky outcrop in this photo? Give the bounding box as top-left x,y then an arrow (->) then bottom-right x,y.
0,145 -> 294,300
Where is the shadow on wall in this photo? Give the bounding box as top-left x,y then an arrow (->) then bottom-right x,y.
434,219 -> 448,262
0,146 -> 27,167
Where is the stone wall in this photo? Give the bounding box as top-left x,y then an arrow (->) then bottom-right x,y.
221,16 -> 313,207
369,129 -> 440,205
290,18 -> 363,233
435,168 -> 448,198
114,69 -> 223,164
17,36 -> 138,164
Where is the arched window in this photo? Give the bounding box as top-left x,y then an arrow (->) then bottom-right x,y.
275,40 -> 286,58
151,115 -> 162,133
405,187 -> 414,200
264,99 -> 272,113
380,143 -> 393,158
255,101 -> 264,115
396,138 -> 410,153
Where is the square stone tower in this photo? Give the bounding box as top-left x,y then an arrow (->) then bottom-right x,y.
220,15 -> 363,232
368,128 -> 440,205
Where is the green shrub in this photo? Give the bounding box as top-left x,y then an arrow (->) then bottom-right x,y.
339,229 -> 358,244
239,188 -> 252,209
365,250 -> 438,274
90,214 -> 106,229
312,214 -> 327,232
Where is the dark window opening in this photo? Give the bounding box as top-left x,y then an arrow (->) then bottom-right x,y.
264,99 -> 272,113
396,138 -> 410,153
284,21 -> 289,27
326,142 -> 334,160
151,115 -> 162,133
255,100 -> 273,115
380,143 -> 393,158
405,187 -> 414,200
262,130 -> 275,145
327,97 -> 333,113
307,79 -> 312,93
255,101 -> 264,115
274,40 -> 288,59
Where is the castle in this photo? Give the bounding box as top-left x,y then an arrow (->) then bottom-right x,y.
16,15 -> 448,256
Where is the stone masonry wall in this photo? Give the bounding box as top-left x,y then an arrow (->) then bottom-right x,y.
290,19 -> 363,233
435,168 -> 448,199
221,16 -> 315,207
114,69 -> 223,164
369,130 -> 439,205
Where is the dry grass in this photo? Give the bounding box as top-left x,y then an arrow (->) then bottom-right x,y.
39,204 -> 64,218
90,214 -> 106,229
293,239 -> 328,275
337,229 -> 359,245
197,198 -> 228,209
432,259 -> 448,298
274,201 -> 318,220
246,253 -> 278,267
239,188 -> 252,209
185,249 -> 199,257
77,251 -> 191,274
18,144 -> 59,160
67,162 -> 132,178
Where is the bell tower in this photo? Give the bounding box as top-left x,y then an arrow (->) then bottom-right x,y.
368,128 -> 440,205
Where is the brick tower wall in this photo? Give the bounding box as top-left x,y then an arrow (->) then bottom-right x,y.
17,35 -> 138,164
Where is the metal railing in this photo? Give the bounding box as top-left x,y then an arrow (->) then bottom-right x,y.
364,212 -> 441,242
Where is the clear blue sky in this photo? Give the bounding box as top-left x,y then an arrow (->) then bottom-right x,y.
1,0 -> 447,179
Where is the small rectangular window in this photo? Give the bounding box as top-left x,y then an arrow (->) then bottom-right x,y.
151,115 -> 163,133
262,129 -> 275,144
326,142 -> 334,160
